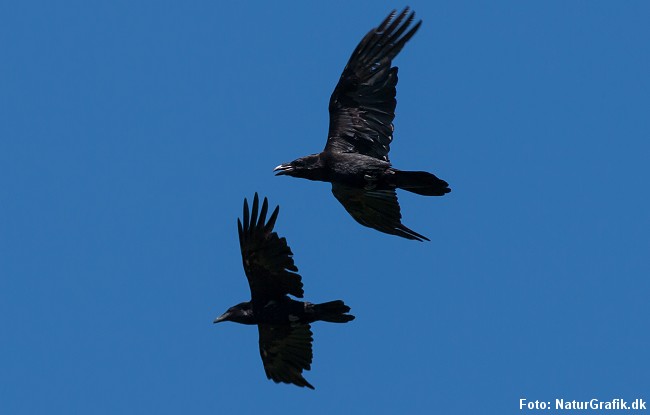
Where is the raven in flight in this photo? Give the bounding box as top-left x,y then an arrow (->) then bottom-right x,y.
213,194 -> 355,389
274,8 -> 450,241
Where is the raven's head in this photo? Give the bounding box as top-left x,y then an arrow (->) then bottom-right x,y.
213,302 -> 255,325
274,154 -> 325,180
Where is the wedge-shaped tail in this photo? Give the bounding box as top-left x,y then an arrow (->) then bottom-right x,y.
389,170 -> 451,196
313,300 -> 355,323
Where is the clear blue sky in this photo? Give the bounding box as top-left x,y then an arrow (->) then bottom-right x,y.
1,1 -> 649,414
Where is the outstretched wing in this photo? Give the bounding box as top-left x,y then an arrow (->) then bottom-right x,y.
239,193 -> 304,304
325,8 -> 422,162
331,184 -> 429,241
258,323 -> 314,390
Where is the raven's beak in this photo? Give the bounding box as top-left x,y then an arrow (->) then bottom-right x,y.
273,164 -> 294,176
213,312 -> 229,324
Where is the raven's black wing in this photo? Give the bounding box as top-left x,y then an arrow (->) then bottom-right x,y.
239,194 -> 304,304
258,323 -> 314,390
325,8 -> 421,162
331,184 -> 429,241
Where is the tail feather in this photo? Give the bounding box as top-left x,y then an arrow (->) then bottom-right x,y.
390,170 -> 451,196
314,300 -> 355,323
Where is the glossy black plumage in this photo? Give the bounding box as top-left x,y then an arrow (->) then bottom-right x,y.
214,194 -> 354,389
274,8 -> 450,241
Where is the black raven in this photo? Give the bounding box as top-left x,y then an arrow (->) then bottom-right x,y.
213,193 -> 355,389
274,8 -> 450,241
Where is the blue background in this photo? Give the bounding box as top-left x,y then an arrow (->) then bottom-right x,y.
1,1 -> 649,414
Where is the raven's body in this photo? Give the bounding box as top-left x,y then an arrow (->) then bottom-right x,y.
282,151 -> 447,194
216,297 -> 352,326
214,194 -> 354,389
275,8 -> 451,241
